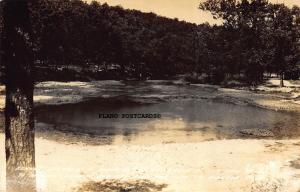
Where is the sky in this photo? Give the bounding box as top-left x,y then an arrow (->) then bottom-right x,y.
87,0 -> 300,25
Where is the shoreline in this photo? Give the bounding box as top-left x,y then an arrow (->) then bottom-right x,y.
0,78 -> 299,112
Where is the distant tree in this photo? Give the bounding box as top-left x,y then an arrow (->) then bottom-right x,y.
268,4 -> 297,87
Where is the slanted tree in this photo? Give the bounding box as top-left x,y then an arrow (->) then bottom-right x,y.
2,0 -> 36,192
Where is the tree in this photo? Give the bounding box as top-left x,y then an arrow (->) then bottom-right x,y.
268,4 -> 297,87
2,0 -> 36,191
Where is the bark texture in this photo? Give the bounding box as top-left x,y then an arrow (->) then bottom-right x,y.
2,1 -> 36,192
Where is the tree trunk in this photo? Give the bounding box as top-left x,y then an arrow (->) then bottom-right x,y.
280,72 -> 284,87
2,1 -> 36,192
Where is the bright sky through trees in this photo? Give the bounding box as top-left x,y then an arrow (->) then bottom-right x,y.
89,0 -> 300,24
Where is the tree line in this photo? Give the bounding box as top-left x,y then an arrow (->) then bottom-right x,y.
27,0 -> 199,81
1,0 -> 299,85
199,0 -> 300,85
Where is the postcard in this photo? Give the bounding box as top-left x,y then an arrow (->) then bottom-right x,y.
1,0 -> 300,192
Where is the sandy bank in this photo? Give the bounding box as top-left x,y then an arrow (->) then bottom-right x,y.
0,80 -> 124,110
1,135 -> 300,192
192,78 -> 300,112
0,78 -> 299,112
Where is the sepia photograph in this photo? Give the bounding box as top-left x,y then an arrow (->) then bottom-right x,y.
0,0 -> 300,191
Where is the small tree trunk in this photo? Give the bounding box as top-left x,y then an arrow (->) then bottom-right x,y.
280,72 -> 284,87
2,1 -> 36,192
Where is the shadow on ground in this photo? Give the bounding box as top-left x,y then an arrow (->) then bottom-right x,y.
76,179 -> 168,192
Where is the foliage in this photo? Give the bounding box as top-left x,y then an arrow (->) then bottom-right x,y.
199,0 -> 300,84
0,0 -> 299,84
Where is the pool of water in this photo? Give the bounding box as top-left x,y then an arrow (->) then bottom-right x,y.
34,81 -> 300,145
